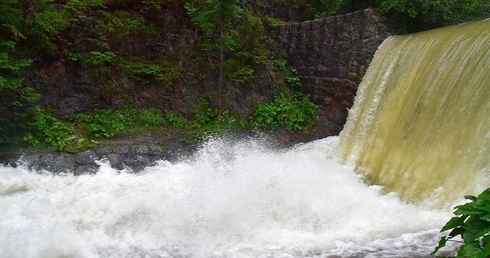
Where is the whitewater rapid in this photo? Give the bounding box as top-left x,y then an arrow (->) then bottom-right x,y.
0,136 -> 458,257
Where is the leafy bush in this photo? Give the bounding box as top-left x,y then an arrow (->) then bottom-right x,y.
67,52 -> 84,62
86,51 -> 117,66
73,109 -> 135,138
137,109 -> 166,127
165,112 -> 195,130
432,188 -> 490,258
123,62 -> 181,87
285,68 -> 302,89
22,107 -> 96,152
272,59 -> 287,71
23,108 -> 74,147
251,92 -> 317,131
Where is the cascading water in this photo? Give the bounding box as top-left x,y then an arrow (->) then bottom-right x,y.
0,137 -> 456,257
0,20 -> 488,258
336,19 -> 490,207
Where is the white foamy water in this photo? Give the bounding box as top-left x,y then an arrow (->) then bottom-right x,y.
0,136 -> 459,257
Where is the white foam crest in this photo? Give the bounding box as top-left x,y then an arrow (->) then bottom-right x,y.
0,137 -> 455,257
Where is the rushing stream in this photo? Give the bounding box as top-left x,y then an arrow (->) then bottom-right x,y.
0,137 -> 459,257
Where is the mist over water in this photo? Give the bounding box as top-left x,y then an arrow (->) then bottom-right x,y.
0,136 -> 458,257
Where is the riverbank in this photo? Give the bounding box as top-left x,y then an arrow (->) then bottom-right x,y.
0,126 -> 326,174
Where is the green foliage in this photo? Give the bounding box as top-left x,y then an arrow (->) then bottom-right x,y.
284,0 -> 343,20
86,51 -> 117,66
185,0 -> 243,34
14,0 -> 69,56
286,76 -> 302,88
378,0 -> 490,32
285,68 -> 302,89
22,107 -> 95,152
224,11 -> 270,84
138,109 -> 166,127
0,42 -> 33,80
271,60 -> 303,89
85,51 -> 117,78
0,41 -> 37,146
165,112 -> 195,130
195,107 -> 218,127
123,62 -> 181,87
339,0 -> 490,33
432,188 -> 490,258
272,59 -> 288,71
94,10 -> 154,43
251,92 -> 317,131
64,0 -> 105,18
186,0 -> 244,115
73,109 -> 135,138
67,52 -> 84,62
261,16 -> 287,26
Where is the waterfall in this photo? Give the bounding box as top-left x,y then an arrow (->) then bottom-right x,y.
336,19 -> 490,207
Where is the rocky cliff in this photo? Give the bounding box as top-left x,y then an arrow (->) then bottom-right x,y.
2,8 -> 394,172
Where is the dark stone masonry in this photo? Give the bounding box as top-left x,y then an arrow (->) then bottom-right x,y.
270,9 -> 393,135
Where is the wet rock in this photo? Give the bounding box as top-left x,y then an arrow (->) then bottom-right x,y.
149,144 -> 164,155
96,146 -> 113,155
114,145 -> 130,154
105,153 -> 123,169
75,150 -> 98,165
53,154 -> 76,172
75,164 -> 99,175
132,145 -> 150,155
123,154 -> 151,172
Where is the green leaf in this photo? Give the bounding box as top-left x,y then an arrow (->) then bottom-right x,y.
431,236 -> 447,255
442,216 -> 466,232
481,213 -> 490,221
461,218 -> 490,243
458,241 -> 485,258
455,203 -> 485,216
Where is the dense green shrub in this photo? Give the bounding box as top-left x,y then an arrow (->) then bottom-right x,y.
251,92 -> 317,131
22,107 -> 92,152
138,109 -> 166,127
73,109 -> 136,138
165,112 -> 195,130
432,188 -> 490,258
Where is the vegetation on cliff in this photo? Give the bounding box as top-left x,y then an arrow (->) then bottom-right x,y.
0,0 -> 488,152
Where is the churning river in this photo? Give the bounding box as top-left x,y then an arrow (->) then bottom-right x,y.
0,136 -> 459,258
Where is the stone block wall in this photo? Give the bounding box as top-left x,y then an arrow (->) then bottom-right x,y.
270,9 -> 393,135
